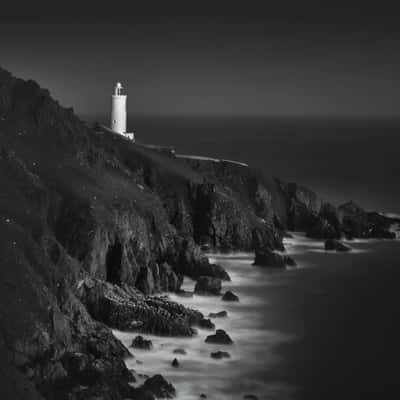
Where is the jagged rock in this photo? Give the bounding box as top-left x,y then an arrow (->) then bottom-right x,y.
159,262 -> 181,292
137,266 -> 155,295
210,351 -> 231,359
208,311 -> 228,318
221,290 -> 239,302
141,374 -> 176,398
325,239 -> 351,252
173,348 -> 187,355
194,276 -> 222,295
205,329 -> 233,345
131,335 -> 153,350
171,358 -> 179,367
78,278 -> 203,336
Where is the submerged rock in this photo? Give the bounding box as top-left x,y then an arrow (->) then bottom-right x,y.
208,310 -> 228,318
243,395 -> 259,400
131,335 -> 153,350
173,348 -> 187,355
324,239 -> 351,252
205,329 -> 233,345
210,350 -> 231,359
221,290 -> 239,302
194,276 -> 222,295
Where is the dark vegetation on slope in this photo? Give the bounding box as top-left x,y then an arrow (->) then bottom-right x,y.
0,67 -> 395,400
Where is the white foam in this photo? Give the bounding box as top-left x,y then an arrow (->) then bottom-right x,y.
113,251 -> 298,399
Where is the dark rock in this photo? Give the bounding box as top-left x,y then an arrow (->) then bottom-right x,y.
142,374 -> 176,398
131,335 -> 153,350
284,255 -> 297,266
221,290 -> 239,302
197,318 -> 215,329
324,239 -> 351,252
137,266 -> 155,295
208,310 -> 228,318
79,278 -> 203,336
194,276 -> 222,295
159,262 -> 181,292
253,249 -> 286,268
173,348 -> 187,355
171,358 -> 179,367
205,329 -> 233,345
200,394 -> 207,399
210,350 -> 231,359
243,395 -> 259,400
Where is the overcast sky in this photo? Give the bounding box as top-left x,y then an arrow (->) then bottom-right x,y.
1,3 -> 400,117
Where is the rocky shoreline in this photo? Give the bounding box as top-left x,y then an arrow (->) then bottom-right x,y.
0,66 -> 398,399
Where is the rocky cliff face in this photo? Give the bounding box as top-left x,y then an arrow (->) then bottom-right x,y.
0,67 -> 395,400
0,67 -> 285,399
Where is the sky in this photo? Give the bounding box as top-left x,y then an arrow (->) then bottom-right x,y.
1,3 -> 400,117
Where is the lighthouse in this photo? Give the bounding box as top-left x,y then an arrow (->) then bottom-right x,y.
110,82 -> 134,141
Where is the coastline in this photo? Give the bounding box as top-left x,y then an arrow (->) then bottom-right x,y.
114,232 -> 400,399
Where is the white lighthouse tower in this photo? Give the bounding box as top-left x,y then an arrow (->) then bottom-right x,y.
110,82 -> 134,141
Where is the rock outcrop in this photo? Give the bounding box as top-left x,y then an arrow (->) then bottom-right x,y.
78,278 -> 203,335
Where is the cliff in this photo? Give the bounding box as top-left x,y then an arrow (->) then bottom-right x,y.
0,67 -> 395,400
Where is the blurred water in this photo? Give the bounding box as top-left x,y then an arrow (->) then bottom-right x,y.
114,234 -> 400,399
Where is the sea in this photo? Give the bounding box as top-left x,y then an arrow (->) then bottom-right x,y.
102,116 -> 400,399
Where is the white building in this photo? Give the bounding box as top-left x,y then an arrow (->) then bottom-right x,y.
110,82 -> 134,141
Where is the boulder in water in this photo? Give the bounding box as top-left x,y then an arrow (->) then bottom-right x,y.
221,290 -> 239,302
131,335 -> 153,350
205,329 -> 233,345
